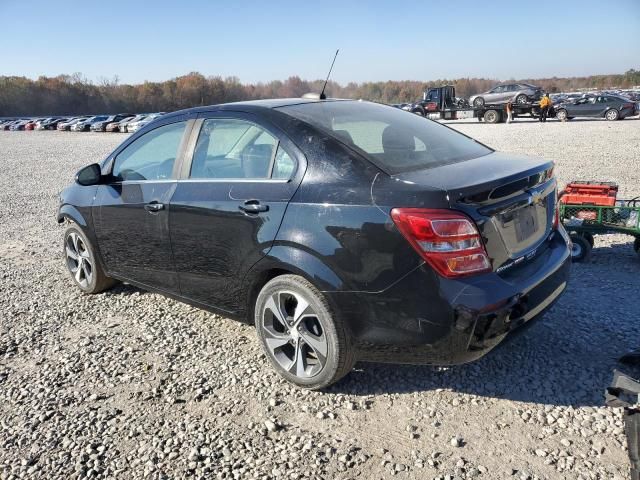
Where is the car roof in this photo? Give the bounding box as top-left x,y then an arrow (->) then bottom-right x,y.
165,98 -> 352,119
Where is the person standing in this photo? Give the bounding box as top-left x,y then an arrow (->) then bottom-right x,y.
539,93 -> 552,122
506,100 -> 513,123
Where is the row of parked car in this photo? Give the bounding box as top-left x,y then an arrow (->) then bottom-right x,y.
0,113 -> 166,133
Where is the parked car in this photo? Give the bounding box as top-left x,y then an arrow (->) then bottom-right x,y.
10,120 -> 32,131
555,95 -> 636,121
127,113 -> 164,132
105,116 -> 135,132
25,118 -> 46,130
58,98 -> 571,389
1,120 -> 24,131
58,117 -> 88,131
36,117 -> 66,130
90,114 -> 134,132
72,116 -> 110,132
43,118 -> 69,130
119,114 -> 147,133
469,83 -> 544,107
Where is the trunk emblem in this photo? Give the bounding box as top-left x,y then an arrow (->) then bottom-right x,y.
529,191 -> 544,205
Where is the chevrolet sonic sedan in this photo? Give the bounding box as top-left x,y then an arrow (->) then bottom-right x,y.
57,98 -> 571,389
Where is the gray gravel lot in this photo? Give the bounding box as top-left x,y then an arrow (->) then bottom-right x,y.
1,119 -> 639,480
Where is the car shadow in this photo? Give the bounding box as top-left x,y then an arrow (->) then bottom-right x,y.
330,240 -> 639,407
102,283 -> 146,297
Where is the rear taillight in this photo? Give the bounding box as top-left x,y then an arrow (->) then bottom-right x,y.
390,208 -> 492,278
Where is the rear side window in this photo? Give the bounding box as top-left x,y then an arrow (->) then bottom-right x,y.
112,121 -> 186,181
280,101 -> 491,174
190,118 -> 295,180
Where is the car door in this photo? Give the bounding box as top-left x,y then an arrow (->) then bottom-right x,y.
169,112 -> 305,314
567,98 -> 591,117
594,96 -> 611,116
93,115 -> 194,292
485,86 -> 502,103
502,84 -> 516,102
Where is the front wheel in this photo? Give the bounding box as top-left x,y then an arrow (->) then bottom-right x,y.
64,224 -> 116,293
473,97 -> 484,107
605,109 -> 619,121
569,234 -> 592,262
556,109 -> 568,121
254,274 -> 355,390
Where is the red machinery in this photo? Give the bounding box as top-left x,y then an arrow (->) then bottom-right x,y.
559,181 -> 618,207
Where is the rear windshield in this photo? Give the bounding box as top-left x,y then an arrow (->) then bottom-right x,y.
279,101 -> 491,174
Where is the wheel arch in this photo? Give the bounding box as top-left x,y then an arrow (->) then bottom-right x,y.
242,246 -> 345,323
57,204 -> 88,227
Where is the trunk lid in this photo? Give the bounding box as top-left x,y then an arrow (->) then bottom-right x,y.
391,152 -> 556,272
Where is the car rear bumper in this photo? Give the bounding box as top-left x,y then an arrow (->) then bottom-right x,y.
327,228 -> 571,364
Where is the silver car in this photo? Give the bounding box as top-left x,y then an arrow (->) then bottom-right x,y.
469,83 -> 544,107
127,112 -> 164,133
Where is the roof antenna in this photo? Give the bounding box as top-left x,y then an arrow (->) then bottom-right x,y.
320,49 -> 339,100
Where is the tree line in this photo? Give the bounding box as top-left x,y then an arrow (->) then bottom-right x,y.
1,69 -> 638,116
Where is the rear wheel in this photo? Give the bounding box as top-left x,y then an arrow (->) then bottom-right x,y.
254,275 -> 355,390
64,224 -> 116,293
569,234 -> 592,262
483,109 -> 501,124
556,109 -> 568,121
605,109 -> 619,121
473,97 -> 485,107
515,94 -> 528,105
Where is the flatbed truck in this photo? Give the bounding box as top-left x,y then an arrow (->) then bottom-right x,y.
408,85 -> 550,123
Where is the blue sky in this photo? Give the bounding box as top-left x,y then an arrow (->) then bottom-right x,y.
1,0 -> 638,84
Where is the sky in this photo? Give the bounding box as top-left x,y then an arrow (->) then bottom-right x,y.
1,0 -> 639,85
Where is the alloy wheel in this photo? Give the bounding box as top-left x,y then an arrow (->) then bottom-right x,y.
65,232 -> 93,288
260,290 -> 328,379
605,109 -> 618,121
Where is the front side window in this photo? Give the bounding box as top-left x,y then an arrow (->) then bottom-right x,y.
112,121 -> 186,181
280,101 -> 491,174
190,118 -> 287,179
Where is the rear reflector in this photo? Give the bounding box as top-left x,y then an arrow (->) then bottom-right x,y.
391,208 -> 492,278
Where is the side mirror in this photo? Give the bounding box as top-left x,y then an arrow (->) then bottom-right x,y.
76,163 -> 102,186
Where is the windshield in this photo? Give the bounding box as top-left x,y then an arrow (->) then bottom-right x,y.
279,101 -> 492,174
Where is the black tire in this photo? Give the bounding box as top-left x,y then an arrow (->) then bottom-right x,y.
473,97 -> 484,108
634,237 -> 640,258
605,109 -> 619,121
569,234 -> 592,262
556,109 -> 568,122
483,109 -> 501,124
515,94 -> 528,105
63,223 -> 116,294
411,108 -> 425,116
254,274 -> 355,390
582,232 -> 595,248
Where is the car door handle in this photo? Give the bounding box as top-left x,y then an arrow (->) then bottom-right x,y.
239,200 -> 269,214
144,202 -> 164,212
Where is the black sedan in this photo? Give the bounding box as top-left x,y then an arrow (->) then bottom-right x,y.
58,98 -> 571,389
555,95 -> 636,121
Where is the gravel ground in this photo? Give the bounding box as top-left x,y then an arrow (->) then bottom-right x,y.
1,119 -> 639,480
